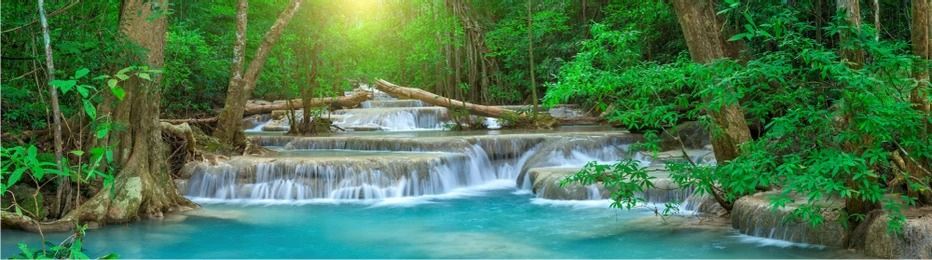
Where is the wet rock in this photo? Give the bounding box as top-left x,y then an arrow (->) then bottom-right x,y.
261,118 -> 290,132
731,191 -> 848,247
682,193 -> 727,216
242,114 -> 272,129
661,121 -> 710,150
526,165 -> 694,204
528,167 -> 607,200
855,207 -> 932,258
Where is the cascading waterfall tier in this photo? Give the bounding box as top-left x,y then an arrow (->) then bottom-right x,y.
330,107 -> 449,131
184,151 -> 507,200
360,99 -> 424,108
186,131 -> 645,202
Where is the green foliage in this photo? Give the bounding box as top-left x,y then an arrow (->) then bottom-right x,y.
11,225 -> 118,260
0,146 -> 59,195
561,160 -> 654,210
550,0 -> 930,235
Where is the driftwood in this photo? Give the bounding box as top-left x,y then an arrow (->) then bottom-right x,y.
242,91 -> 372,116
374,79 -> 519,118
161,117 -> 218,124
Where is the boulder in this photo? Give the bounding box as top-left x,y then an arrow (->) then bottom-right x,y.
526,165 -> 694,204
855,207 -> 932,258
527,167 -> 607,200
731,191 -> 848,247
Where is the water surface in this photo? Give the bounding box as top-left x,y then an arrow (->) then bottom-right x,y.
1,188 -> 861,259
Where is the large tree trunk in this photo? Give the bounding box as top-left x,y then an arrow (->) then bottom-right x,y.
670,0 -> 752,164
375,79 -> 518,118
5,0 -> 196,233
214,0 -> 302,149
213,0 -> 249,149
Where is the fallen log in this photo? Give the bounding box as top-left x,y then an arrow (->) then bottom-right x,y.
161,117 -> 217,124
374,79 -> 520,118
243,91 -> 372,116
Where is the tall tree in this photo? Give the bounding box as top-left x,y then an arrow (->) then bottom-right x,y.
37,0 -> 72,218
669,0 -> 752,163
214,0 -> 303,148
4,0 -> 198,230
912,0 -> 930,119
527,0 -> 539,113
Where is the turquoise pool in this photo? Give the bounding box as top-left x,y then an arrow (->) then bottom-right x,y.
1,185 -> 861,258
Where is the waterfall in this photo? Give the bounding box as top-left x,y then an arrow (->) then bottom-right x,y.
184,132 -> 643,202
331,107 -> 449,131
185,152 -> 508,201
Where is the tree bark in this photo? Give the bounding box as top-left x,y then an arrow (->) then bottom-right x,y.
375,79 -> 519,118
9,0 -> 198,233
837,0 -> 865,66
38,0 -> 74,219
213,0 -> 249,149
244,91 -> 372,116
527,0 -> 539,114
214,0 -> 302,149
670,0 -> 752,163
912,0 -> 930,119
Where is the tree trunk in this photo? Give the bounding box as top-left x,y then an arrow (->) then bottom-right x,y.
527,0 -> 539,114
670,0 -> 752,163
837,0 -> 865,66
375,79 -> 518,118
213,0 -> 249,149
214,0 -> 302,149
38,0 -> 74,219
9,0 -> 196,232
912,0 -> 930,119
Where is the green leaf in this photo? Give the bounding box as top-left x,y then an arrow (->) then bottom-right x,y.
17,243 -> 34,259
51,79 -> 77,94
82,100 -> 97,119
76,85 -> 91,98
96,124 -> 110,139
139,73 -> 151,81
74,68 -> 90,79
115,73 -> 129,81
111,86 -> 126,101
70,150 -> 85,157
107,79 -> 118,88
7,167 -> 26,188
